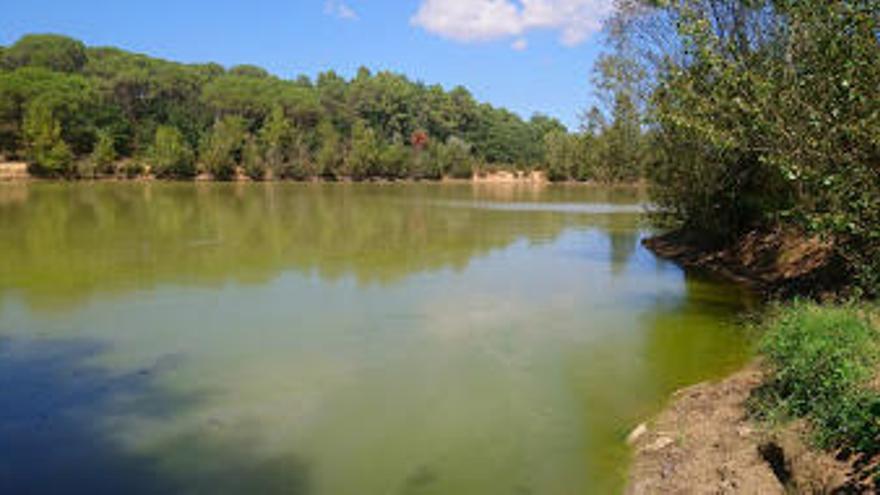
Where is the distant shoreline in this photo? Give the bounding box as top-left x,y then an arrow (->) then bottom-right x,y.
0,161 -> 647,188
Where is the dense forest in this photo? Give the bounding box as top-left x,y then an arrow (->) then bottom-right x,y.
0,33 -> 644,182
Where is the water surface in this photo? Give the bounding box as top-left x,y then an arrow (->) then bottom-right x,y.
0,182 -> 754,494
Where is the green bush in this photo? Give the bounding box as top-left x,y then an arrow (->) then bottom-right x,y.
22,99 -> 74,177
754,302 -> 880,453
241,135 -> 266,181
150,125 -> 194,178
200,116 -> 246,181
90,129 -> 117,175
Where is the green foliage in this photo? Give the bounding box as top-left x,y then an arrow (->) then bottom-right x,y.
409,142 -> 445,180
544,130 -> 580,182
0,67 -> 97,155
378,142 -> 410,179
258,105 -> 292,174
0,32 -> 583,181
22,99 -> 73,176
753,303 -> 880,453
3,34 -> 87,73
90,128 -> 117,174
200,116 -> 247,180
228,64 -> 270,78
631,0 -> 879,292
346,120 -> 380,180
241,134 -> 265,180
150,125 -> 194,178
444,136 -> 475,179
315,120 -> 342,179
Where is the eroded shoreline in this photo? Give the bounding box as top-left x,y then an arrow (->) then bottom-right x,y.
629,231 -> 876,494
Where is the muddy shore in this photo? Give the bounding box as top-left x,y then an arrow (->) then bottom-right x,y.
629,230 -> 876,494
623,363 -> 877,494
643,227 -> 844,299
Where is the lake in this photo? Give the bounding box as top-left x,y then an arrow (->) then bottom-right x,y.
0,182 -> 755,494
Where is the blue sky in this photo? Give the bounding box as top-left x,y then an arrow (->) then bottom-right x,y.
1,0 -> 615,129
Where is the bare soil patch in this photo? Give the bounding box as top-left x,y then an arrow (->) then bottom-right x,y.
643,226 -> 844,298
626,364 -> 877,494
0,162 -> 30,181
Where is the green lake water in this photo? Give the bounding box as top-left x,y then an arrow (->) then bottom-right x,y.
0,182 -> 755,494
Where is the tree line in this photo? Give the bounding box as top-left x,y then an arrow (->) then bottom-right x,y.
604,0 -> 879,294
0,34 -> 646,182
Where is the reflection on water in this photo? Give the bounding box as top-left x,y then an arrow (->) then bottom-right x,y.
0,182 -> 754,494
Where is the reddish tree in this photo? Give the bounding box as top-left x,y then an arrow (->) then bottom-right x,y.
410,130 -> 429,151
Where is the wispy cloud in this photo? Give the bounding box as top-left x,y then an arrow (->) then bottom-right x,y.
325,0 -> 358,21
411,0 -> 614,47
511,38 -> 528,51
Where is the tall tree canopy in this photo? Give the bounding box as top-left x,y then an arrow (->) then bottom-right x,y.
0,33 -> 572,181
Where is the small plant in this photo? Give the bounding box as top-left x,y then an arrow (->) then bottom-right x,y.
753,302 -> 880,454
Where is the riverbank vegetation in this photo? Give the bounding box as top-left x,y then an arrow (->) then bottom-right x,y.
607,1 -> 879,489
753,303 -> 879,457
0,34 -> 647,183
607,0 -> 879,296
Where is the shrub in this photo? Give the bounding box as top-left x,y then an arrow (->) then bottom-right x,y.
22,99 -> 74,177
150,125 -> 194,178
91,129 -> 117,175
200,116 -> 246,181
241,135 -> 266,181
378,142 -> 410,179
754,303 -> 880,453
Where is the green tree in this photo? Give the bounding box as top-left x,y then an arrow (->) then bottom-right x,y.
228,64 -> 270,78
602,92 -> 643,182
22,99 -> 73,176
0,33 -> 566,183
444,136 -> 474,179
315,120 -> 342,179
544,130 -> 577,182
3,34 -> 87,72
378,142 -> 410,179
620,0 -> 880,293
347,120 -> 380,180
258,105 -> 292,176
91,128 -> 117,175
150,125 -> 194,178
241,134 -> 265,180
200,116 -> 247,180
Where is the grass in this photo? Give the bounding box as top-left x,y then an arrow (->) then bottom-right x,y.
750,301 -> 880,454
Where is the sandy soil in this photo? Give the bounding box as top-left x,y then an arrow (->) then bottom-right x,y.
626,365 -> 785,495
0,162 -> 29,181
472,170 -> 547,183
626,363 -> 877,494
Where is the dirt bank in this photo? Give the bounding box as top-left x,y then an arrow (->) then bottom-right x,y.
626,364 -> 873,494
0,162 -> 29,181
643,226 -> 844,298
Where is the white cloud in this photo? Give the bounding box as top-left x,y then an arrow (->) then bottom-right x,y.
411,0 -> 614,47
511,38 -> 528,51
325,0 -> 358,20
